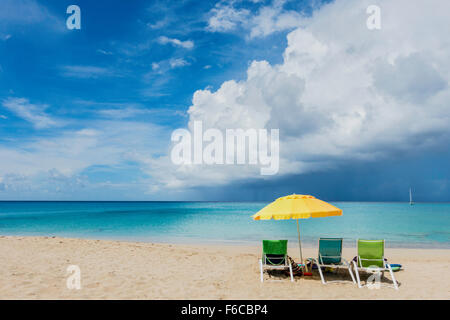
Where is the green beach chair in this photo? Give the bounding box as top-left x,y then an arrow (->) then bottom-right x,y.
309,238 -> 356,285
352,239 -> 399,290
259,240 -> 293,282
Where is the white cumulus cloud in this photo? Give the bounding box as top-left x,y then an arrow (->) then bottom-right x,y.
169,58 -> 190,68
158,36 -> 194,49
153,0 -> 450,189
206,1 -> 250,32
206,0 -> 305,38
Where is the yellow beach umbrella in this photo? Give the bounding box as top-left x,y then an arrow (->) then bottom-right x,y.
252,194 -> 342,264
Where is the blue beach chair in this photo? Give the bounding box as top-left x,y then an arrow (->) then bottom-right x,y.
309,238 -> 356,285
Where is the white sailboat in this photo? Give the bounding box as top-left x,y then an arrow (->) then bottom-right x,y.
409,188 -> 414,205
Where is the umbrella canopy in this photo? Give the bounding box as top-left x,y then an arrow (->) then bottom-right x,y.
252,194 -> 342,220
252,194 -> 342,266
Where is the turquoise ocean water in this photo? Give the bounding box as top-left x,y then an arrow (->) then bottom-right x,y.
0,202 -> 449,248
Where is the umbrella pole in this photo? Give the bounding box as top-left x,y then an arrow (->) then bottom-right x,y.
296,219 -> 304,270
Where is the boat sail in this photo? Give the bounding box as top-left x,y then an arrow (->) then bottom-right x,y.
409,188 -> 414,205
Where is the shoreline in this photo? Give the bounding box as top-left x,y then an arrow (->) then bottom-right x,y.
1,235 -> 450,299
1,234 -> 449,250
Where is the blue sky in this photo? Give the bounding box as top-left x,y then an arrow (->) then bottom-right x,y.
0,0 -> 449,201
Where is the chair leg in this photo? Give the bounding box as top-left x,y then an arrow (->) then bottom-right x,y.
288,261 -> 294,282
315,259 -> 326,284
344,259 -> 357,284
386,263 -> 399,290
259,259 -> 264,283
352,260 -> 362,288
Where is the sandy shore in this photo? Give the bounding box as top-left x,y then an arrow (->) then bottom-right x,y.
0,235 -> 449,299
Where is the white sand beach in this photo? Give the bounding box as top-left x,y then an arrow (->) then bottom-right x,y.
0,236 -> 449,300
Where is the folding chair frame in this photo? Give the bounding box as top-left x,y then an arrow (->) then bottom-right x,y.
352,239 -> 399,290
259,253 -> 294,283
309,238 -> 356,285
